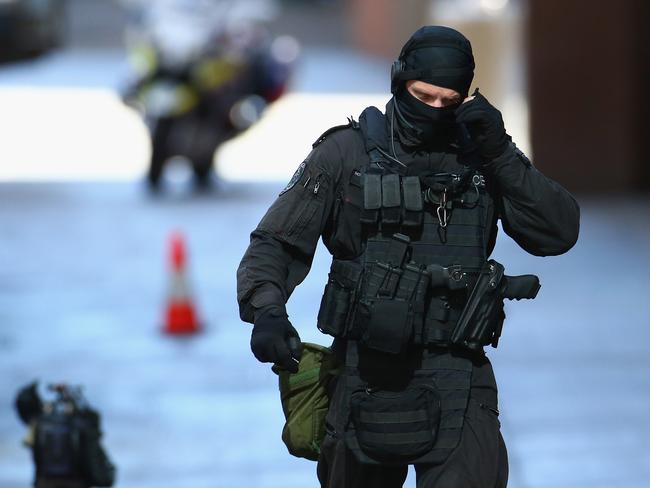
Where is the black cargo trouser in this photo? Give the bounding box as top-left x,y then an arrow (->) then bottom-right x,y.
317,377 -> 508,488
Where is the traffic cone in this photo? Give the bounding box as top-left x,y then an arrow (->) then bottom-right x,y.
163,232 -> 201,335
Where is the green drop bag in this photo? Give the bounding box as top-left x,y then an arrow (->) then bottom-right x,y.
273,343 -> 340,461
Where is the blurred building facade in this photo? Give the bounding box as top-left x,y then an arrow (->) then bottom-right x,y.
528,0 -> 650,193
346,0 -> 649,194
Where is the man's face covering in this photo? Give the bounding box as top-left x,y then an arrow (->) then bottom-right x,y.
391,26 -> 475,146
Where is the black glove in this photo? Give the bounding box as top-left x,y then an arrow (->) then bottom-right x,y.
251,308 -> 302,373
455,89 -> 509,161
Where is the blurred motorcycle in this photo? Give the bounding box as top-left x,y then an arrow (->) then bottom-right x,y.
122,0 -> 298,189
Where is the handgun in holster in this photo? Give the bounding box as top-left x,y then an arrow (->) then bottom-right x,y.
450,259 -> 541,352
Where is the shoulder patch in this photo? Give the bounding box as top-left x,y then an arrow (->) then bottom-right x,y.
280,161 -> 307,195
513,144 -> 533,167
312,117 -> 359,148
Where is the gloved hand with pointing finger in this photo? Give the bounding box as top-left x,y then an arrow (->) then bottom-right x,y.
251,307 -> 302,373
455,88 -> 510,161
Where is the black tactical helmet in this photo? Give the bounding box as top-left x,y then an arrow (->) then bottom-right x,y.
391,26 -> 475,97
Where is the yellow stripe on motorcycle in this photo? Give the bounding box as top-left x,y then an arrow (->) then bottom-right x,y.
173,86 -> 199,115
128,44 -> 158,77
192,58 -> 244,91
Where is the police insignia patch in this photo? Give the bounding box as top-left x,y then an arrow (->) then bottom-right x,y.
280,161 -> 307,195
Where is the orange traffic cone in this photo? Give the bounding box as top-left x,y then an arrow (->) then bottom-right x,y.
163,232 -> 201,335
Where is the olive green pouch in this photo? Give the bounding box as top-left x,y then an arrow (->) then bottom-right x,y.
272,342 -> 340,461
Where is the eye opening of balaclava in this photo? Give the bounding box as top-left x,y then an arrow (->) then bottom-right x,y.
390,25 -> 475,147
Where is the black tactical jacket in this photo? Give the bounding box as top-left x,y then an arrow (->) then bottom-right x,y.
237,117 -> 580,327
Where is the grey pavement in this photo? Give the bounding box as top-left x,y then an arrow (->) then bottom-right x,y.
1,182 -> 649,487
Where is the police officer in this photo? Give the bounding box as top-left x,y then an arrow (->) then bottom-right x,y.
15,382 -> 116,488
237,26 -> 579,487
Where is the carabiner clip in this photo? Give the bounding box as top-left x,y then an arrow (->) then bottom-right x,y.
437,189 -> 448,228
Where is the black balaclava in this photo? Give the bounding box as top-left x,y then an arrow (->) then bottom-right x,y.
390,26 -> 475,148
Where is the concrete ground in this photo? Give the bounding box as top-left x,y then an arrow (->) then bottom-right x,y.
1,183 -> 649,488
1,2 -> 649,487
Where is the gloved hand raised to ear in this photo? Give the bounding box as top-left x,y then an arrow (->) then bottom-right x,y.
251,307 -> 303,373
455,89 -> 510,161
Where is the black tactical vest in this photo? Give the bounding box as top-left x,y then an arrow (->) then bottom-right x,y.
34,409 -> 83,480
316,107 -> 494,466
317,107 -> 493,346
33,403 -> 116,487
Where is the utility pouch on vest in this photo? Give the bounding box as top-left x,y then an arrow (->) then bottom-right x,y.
349,384 -> 441,464
357,262 -> 408,353
402,176 -> 423,227
317,259 -> 363,338
363,297 -> 412,354
361,173 -> 382,225
381,174 -> 401,225
273,343 -> 340,461
357,260 -> 429,355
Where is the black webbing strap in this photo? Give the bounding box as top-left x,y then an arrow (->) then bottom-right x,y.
427,298 -> 451,322
375,262 -> 401,298
345,339 -> 360,369
386,233 -> 409,267
421,298 -> 462,346
394,66 -> 472,84
424,327 -> 451,344
359,410 -> 429,424
359,431 -> 433,445
365,234 -> 410,268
